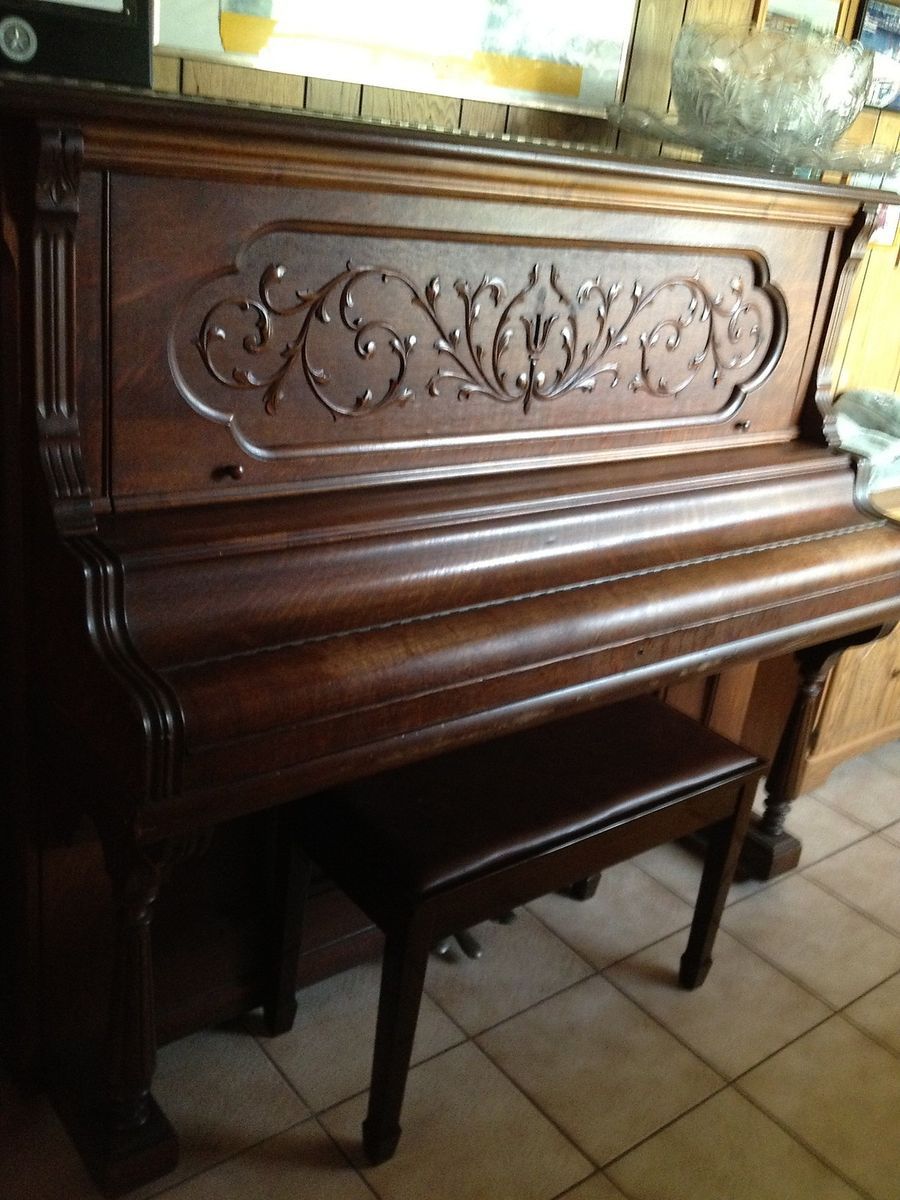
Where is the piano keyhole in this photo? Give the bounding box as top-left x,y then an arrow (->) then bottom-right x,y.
212,463 -> 245,481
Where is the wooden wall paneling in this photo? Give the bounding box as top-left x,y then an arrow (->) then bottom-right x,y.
836,113 -> 900,392
360,85 -> 462,130
617,0 -> 687,158
837,0 -> 865,37
304,78 -> 362,117
684,0 -> 757,22
152,55 -> 181,95
459,99 -> 508,135
839,244 -> 900,392
181,59 -> 305,108
505,106 -> 615,147
842,108 -> 881,147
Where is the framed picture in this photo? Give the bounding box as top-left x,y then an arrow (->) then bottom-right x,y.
857,0 -> 900,111
155,0 -> 639,117
0,0 -> 152,86
759,0 -> 842,33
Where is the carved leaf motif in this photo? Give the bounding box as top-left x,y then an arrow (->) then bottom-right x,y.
193,260 -> 771,420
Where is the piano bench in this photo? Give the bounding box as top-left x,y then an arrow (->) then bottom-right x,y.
287,695 -> 765,1165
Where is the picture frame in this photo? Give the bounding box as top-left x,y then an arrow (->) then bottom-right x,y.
857,0 -> 900,111
0,0 -> 152,86
155,0 -> 639,117
759,0 -> 843,34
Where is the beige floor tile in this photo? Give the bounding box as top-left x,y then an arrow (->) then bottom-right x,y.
883,821 -> 900,848
812,756 -> 900,830
844,972 -> 900,1055
805,837 -> 900,934
739,1017 -> 900,1200
478,975 -> 721,1165
605,929 -> 829,1077
870,739 -> 900,776
721,874 -> 900,1006
607,1088 -> 865,1200
557,1172 -> 630,1199
781,794 -> 872,866
151,1119 -> 374,1200
635,795 -> 870,907
260,960 -> 464,1111
320,1041 -> 592,1200
422,907 -> 593,1035
633,841 -> 765,906
528,861 -> 694,969
632,841 -> 703,904
129,1026 -> 309,1196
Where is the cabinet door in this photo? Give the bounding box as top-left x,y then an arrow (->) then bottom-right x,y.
804,625 -> 900,790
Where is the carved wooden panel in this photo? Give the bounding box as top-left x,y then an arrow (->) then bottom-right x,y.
153,225 -> 785,495
105,168 -> 831,503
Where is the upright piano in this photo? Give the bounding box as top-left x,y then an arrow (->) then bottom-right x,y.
1,80 -> 899,1193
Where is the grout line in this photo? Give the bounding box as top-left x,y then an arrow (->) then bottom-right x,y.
728,1079 -> 882,1200
310,1114 -> 382,1198
137,1116 -> 314,1199
798,870 -> 900,942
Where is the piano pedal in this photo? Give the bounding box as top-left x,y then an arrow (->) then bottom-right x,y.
432,929 -> 484,961
431,907 -> 520,961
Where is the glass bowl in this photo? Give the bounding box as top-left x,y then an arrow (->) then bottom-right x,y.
670,23 -> 873,162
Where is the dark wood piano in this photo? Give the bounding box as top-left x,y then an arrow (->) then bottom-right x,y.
2,79 -> 899,1194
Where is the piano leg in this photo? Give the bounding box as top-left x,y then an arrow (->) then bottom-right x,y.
62,842 -> 179,1196
564,874 -> 602,901
263,810 -> 310,1037
740,626 -> 893,880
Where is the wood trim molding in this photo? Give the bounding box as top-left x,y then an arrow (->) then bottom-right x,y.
32,124 -> 95,536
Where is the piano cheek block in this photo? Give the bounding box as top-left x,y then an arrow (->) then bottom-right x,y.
3,83 -> 899,1194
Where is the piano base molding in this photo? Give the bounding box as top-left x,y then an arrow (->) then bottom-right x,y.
51,1072 -> 178,1198
738,820 -> 803,880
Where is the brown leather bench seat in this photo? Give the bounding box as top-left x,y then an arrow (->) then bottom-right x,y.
282,694 -> 765,1164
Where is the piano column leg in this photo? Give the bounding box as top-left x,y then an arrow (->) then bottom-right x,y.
740,627 -> 893,880
263,808 -> 311,1037
95,844 -> 178,1194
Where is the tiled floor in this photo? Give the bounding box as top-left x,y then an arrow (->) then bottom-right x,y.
3,748 -> 899,1200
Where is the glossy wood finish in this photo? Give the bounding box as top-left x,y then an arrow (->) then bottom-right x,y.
1,78 -> 899,1193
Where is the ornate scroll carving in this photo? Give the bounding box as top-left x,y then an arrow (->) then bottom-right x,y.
170,230 -> 785,462
193,259 -> 770,422
32,125 -> 95,535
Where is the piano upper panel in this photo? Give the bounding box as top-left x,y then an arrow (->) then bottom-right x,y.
106,171 -> 827,503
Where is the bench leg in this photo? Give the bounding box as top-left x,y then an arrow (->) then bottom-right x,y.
680,780 -> 756,989
362,915 -> 432,1165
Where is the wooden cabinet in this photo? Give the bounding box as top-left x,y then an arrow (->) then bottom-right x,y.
801,623 -> 900,791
